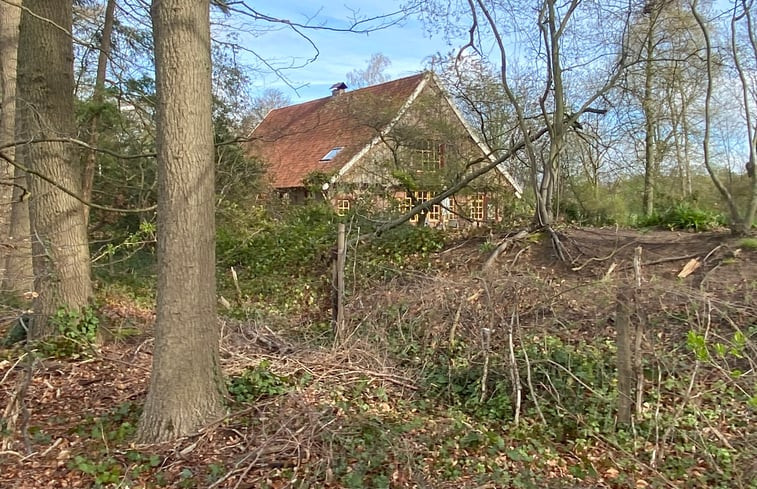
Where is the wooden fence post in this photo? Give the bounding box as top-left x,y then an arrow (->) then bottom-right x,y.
617,246 -> 644,427
333,223 -> 346,343
616,285 -> 633,426
633,246 -> 645,416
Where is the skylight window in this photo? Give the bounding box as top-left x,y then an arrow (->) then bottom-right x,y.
320,147 -> 343,161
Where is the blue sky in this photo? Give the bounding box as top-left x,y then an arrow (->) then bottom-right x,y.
229,1 -> 465,102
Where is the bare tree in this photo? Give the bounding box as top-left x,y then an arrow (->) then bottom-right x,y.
239,87 -> 291,135
691,0 -> 757,234
16,0 -> 92,335
81,0 -> 117,224
137,0 -> 225,442
461,0 -> 633,257
346,53 -> 392,88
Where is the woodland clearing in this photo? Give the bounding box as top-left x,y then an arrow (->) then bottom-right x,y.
1,227 -> 755,489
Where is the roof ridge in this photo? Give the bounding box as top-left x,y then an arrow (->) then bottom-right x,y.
264,72 -> 428,114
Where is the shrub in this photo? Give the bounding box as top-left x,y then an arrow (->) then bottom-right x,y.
370,225 -> 446,262
227,360 -> 292,403
634,203 -> 725,231
217,203 -> 337,311
38,306 -> 100,358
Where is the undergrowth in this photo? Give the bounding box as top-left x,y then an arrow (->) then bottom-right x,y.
13,203 -> 754,488
633,203 -> 727,231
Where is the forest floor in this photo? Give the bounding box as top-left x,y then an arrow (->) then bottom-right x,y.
1,226 -> 755,488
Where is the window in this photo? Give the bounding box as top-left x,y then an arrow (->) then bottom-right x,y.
470,194 -> 485,221
320,147 -> 343,161
410,141 -> 443,171
404,190 -> 441,222
337,199 -> 350,216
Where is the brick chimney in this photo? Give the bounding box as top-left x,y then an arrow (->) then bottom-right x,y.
330,82 -> 347,96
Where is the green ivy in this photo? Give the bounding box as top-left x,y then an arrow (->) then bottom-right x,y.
38,306 -> 100,358
227,360 -> 292,403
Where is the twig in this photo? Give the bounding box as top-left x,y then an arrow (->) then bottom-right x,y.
0,352 -> 28,385
633,247 -> 644,417
507,311 -> 522,426
508,244 -> 530,270
1,353 -> 35,453
0,149 -> 156,214
480,327 -> 492,403
543,359 -> 610,399
335,369 -> 417,390
449,302 -> 462,348
515,311 -> 546,425
230,267 -> 243,306
0,450 -> 25,458
659,302 -> 707,461
590,434 -> 679,489
572,239 -> 638,271
617,254 -> 699,270
702,244 -> 724,263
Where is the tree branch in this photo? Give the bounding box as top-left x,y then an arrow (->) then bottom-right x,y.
0,150 -> 156,214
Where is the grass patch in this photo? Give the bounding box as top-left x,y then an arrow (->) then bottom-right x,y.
737,237 -> 757,250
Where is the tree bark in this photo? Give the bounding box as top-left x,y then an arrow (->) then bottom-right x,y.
0,0 -> 32,294
16,0 -> 92,336
137,0 -> 225,443
0,0 -> 20,247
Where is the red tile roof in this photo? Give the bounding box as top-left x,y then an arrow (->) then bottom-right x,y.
246,73 -> 427,189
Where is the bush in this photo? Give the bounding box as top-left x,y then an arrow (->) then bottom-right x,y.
217,202 -> 338,311
38,306 -> 100,358
217,202 -> 448,313
370,225 -> 446,262
560,187 -> 630,226
634,203 -> 726,231
227,360 -> 292,403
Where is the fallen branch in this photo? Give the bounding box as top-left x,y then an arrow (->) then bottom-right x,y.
572,239 -> 638,271
618,253 -> 699,271
483,230 -> 528,271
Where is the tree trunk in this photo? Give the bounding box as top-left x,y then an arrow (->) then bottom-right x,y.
691,1 -> 747,233
679,89 -> 693,198
0,1 -> 32,294
0,0 -> 20,249
642,29 -> 657,217
2,167 -> 33,295
16,0 -> 92,336
137,0 -> 225,443
81,0 -> 116,224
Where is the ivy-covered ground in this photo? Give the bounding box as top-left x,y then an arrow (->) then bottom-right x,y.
1,227 -> 756,489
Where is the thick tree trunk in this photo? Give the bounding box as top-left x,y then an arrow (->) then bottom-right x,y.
82,0 -> 116,224
137,0 -> 225,443
16,0 -> 92,335
0,1 -> 32,294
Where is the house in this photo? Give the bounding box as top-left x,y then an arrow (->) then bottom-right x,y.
245,72 -> 522,226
